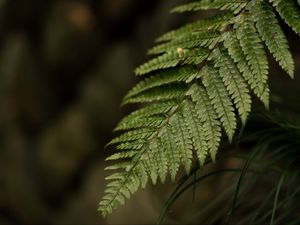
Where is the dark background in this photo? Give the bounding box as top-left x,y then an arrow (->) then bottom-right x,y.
0,0 -> 299,224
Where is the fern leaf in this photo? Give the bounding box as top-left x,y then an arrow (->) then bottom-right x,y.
142,143 -> 159,184
140,138 -> 169,184
235,15 -> 269,108
149,31 -> 220,55
135,48 -> 209,75
187,84 -> 221,161
156,12 -> 233,42
102,156 -> 151,212
271,0 -> 300,36
253,1 -> 294,78
104,173 -> 124,181
115,141 -> 145,151
115,101 -> 177,132
108,128 -> 154,145
158,126 -> 181,181
154,139 -> 169,183
105,162 -> 133,171
212,49 -> 251,125
106,151 -> 138,161
100,0 -> 298,217
101,100 -> 186,215
124,66 -> 199,100
99,165 -> 148,216
170,112 -> 193,174
223,31 -> 266,106
200,66 -> 237,142
100,103 -> 184,215
171,0 -> 248,14
122,84 -> 187,105
114,115 -> 165,132
182,100 -> 209,166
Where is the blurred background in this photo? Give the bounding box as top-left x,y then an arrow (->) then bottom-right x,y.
0,0 -> 299,224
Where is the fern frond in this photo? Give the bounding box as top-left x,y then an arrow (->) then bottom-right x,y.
149,31 -> 220,55
135,48 -> 209,75
169,112 -> 194,174
187,84 -> 221,161
105,161 -> 133,171
200,66 -> 237,142
182,100 -> 208,166
115,141 -> 145,151
124,66 -> 198,100
142,140 -> 161,184
235,14 -> 269,108
223,31 -> 266,106
122,84 -> 187,105
100,0 -> 299,217
105,151 -> 138,161
271,0 -> 300,36
100,102 -> 185,215
99,165 -> 148,216
115,101 -> 177,132
171,0 -> 248,14
212,49 -> 251,125
253,1 -> 294,78
158,126 -> 181,181
155,12 -> 233,42
152,139 -> 168,183
108,128 -> 154,145
114,115 -> 165,132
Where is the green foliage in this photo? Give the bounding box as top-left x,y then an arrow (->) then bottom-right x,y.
171,0 -> 248,14
271,0 -> 300,36
135,48 -> 209,75
99,0 -> 300,217
200,65 -> 237,142
212,49 -> 251,126
235,12 -> 270,107
252,1 -> 294,77
158,114 -> 300,224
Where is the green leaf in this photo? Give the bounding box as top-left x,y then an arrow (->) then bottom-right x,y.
99,166 -> 148,216
124,66 -> 199,100
235,15 -> 269,108
115,101 -> 177,131
212,49 -> 251,125
158,126 -> 181,181
155,12 -> 233,42
115,141 -> 145,151
114,115 -> 165,132
169,112 -> 193,174
253,1 -> 294,78
108,128 -> 154,145
122,84 -> 187,105
135,48 -> 209,75
223,31 -> 268,107
106,151 -> 138,161
182,100 -> 209,166
171,0 -> 248,14
201,66 -> 237,142
149,31 -> 220,55
187,84 -> 221,161
271,0 -> 300,36
100,0 -> 298,217
153,139 -> 169,183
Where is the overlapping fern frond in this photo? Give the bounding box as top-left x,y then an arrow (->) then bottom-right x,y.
157,113 -> 300,225
99,0 -> 300,216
